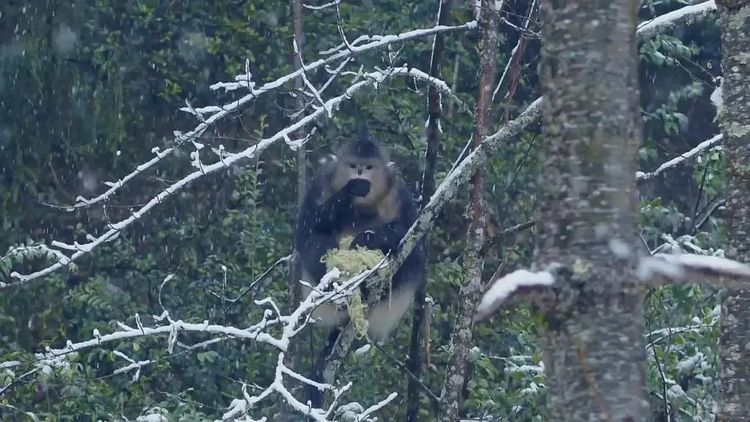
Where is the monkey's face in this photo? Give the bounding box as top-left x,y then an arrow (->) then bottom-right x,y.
336,158 -> 388,206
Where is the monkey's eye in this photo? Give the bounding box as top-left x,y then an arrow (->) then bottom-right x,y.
349,163 -> 356,169
366,165 -> 372,170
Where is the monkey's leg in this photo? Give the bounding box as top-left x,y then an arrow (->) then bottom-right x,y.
306,328 -> 341,407
305,324 -> 358,408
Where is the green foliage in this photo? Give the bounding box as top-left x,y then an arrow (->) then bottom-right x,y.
641,35 -> 700,68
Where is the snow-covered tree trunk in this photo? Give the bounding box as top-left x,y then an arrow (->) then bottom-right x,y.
716,1 -> 750,420
537,0 -> 651,420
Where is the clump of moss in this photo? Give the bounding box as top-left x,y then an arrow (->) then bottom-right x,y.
322,235 -> 385,275
346,290 -> 368,338
321,235 -> 386,338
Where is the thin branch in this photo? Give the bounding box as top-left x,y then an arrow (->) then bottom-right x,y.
693,196 -> 725,233
369,340 -> 441,408
408,0 -> 452,418
636,134 -> 722,182
226,254 -> 292,310
492,0 -> 538,102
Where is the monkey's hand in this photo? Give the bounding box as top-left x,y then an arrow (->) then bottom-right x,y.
343,178 -> 371,197
352,229 -> 397,254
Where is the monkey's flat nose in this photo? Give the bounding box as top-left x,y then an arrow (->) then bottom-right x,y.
358,169 -> 363,175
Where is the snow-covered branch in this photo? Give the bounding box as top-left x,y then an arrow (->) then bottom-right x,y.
636,134 -> 723,182
637,1 -> 717,41
303,0 -> 341,11
6,68 -> 453,287
474,269 -> 555,322
637,253 -> 750,289
65,19 -> 476,210
4,267 -> 395,420
396,97 -> 542,268
210,20 -> 477,93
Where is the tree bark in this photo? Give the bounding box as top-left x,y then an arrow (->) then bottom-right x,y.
537,0 -> 650,420
438,1 -> 497,420
408,0 -> 452,420
716,1 -> 750,420
288,0 -> 307,369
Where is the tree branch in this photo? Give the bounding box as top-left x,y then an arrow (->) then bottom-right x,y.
407,0 -> 452,419
636,134 -> 722,182
637,1 -> 717,41
637,253 -> 750,289
439,0 -> 498,418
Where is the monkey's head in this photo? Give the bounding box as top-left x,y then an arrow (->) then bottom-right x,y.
332,136 -> 393,207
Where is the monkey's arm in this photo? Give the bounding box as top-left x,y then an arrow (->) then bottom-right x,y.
304,178 -> 371,232
351,221 -> 409,254
352,189 -> 417,254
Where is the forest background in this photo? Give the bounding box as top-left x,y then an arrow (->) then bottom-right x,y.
0,0 -> 733,420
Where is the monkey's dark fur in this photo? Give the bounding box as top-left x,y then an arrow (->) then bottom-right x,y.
294,132 -> 426,406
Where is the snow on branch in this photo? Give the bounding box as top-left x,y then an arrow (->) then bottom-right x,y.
70,147 -> 173,209
5,68 -> 453,287
637,1 -> 717,41
394,97 -> 543,269
210,20 -> 477,92
67,20 -> 476,211
636,134 -> 722,182
3,268 -> 396,420
638,253 -> 750,289
59,1 -> 707,214
36,310 -> 285,362
474,269 -> 555,322
303,0 -> 341,11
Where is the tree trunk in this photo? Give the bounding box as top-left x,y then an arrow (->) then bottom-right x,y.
439,1 -> 497,420
288,0 -> 307,370
408,0 -> 452,420
537,0 -> 651,420
716,1 -> 750,420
